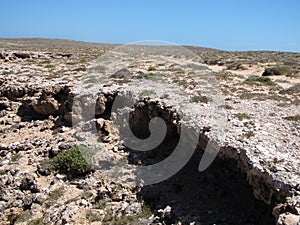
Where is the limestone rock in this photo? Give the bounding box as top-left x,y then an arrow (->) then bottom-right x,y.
277,213 -> 300,225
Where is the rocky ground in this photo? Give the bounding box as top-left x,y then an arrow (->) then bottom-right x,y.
0,39 -> 299,225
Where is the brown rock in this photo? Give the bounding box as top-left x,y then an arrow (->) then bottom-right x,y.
95,95 -> 106,116
31,97 -> 59,116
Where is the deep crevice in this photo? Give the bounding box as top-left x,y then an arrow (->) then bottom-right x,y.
137,150 -> 275,225
125,101 -> 275,224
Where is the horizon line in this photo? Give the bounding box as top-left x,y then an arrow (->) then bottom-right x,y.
0,36 -> 299,53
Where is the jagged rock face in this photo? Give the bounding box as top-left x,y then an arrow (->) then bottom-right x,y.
95,118 -> 119,144
0,86 -> 31,100
129,101 -> 178,139
31,97 -> 60,116
11,86 -> 72,120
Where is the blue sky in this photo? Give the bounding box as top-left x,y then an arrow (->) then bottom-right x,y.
1,0 -> 300,52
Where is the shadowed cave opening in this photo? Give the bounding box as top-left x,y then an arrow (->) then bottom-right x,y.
125,103 -> 275,225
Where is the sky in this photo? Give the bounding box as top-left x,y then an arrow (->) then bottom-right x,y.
1,0 -> 300,52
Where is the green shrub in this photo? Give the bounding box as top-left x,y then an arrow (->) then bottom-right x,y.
190,95 -> 208,103
28,216 -> 45,225
79,58 -> 88,63
245,76 -> 276,86
86,210 -> 102,222
262,66 -> 289,76
45,187 -> 64,208
222,104 -> 233,110
41,58 -> 51,64
137,72 -> 160,79
44,64 -> 55,69
51,146 -> 92,177
235,113 -> 250,121
15,210 -> 31,223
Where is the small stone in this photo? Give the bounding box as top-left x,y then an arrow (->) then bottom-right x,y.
9,142 -> 20,150
0,201 -> 7,212
37,162 -> 51,176
56,174 -> 67,181
0,159 -> 10,166
256,145 -> 266,152
0,144 -> 8,150
158,205 -> 172,219
80,199 -> 88,207
23,195 -> 33,208
111,193 -> 123,201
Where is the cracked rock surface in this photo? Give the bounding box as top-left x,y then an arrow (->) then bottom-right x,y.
0,39 -> 299,225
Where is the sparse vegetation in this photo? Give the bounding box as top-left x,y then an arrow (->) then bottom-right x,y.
10,153 -> 22,162
41,58 -> 51,64
262,66 -> 290,76
94,199 -> 107,209
51,146 -> 92,177
235,113 -> 250,121
28,216 -> 45,225
139,90 -> 156,97
222,104 -> 234,110
15,210 -> 31,223
79,57 -> 87,63
1,38 -> 300,225
84,76 -> 99,84
102,204 -> 152,225
86,210 -> 102,222
44,64 -> 55,69
244,131 -> 255,138
190,95 -> 208,103
137,71 -> 160,79
239,91 -> 290,102
172,78 -> 188,87
26,59 -> 36,63
66,57 -> 89,65
245,76 -> 277,86
45,187 -> 64,208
